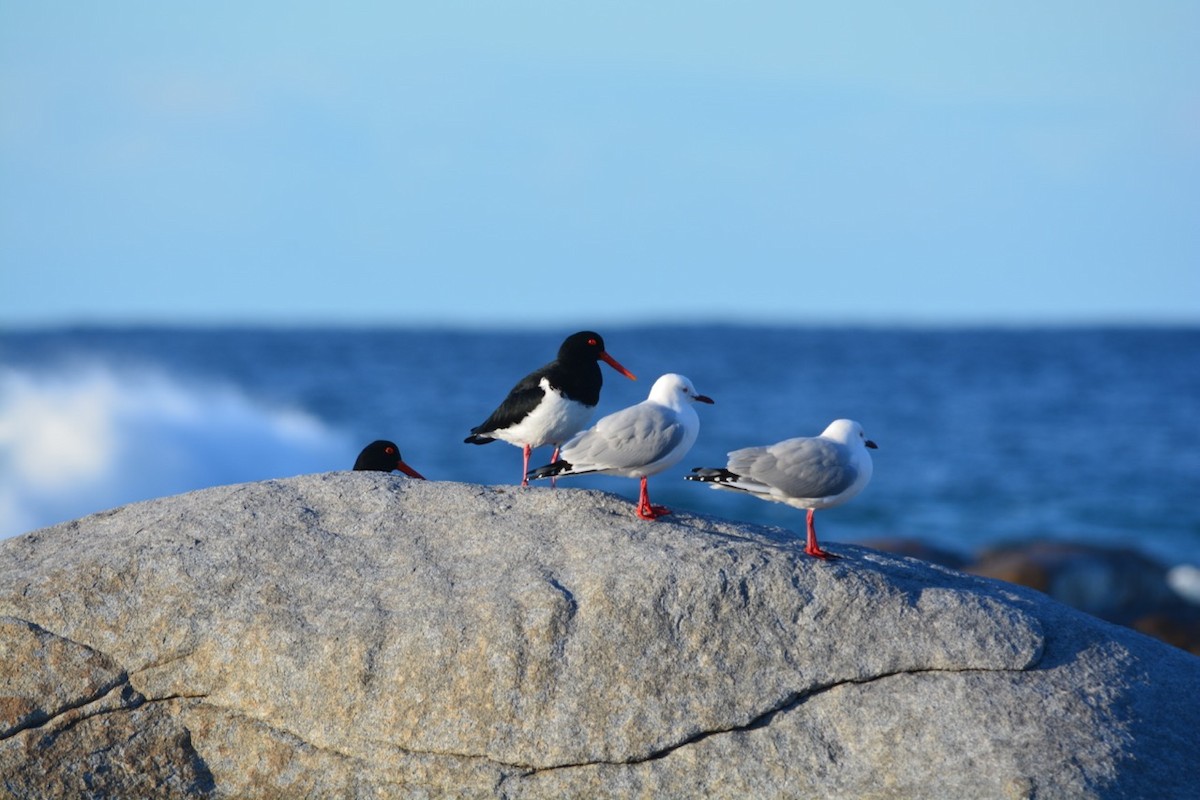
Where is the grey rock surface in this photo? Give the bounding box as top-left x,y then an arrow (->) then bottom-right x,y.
1,473 -> 1197,798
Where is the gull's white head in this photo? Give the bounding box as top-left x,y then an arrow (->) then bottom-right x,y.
648,374 -> 715,408
821,419 -> 878,450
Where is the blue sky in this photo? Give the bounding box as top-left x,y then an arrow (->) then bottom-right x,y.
2,2 -> 1197,327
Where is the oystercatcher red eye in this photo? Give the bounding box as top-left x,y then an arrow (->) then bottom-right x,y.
587,338 -> 597,346
385,446 -> 396,455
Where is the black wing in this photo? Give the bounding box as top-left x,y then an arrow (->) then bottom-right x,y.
465,364 -> 552,441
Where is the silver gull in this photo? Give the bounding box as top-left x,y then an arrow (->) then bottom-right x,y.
528,373 -> 713,519
687,419 -> 877,558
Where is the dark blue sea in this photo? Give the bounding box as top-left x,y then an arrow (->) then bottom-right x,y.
2,326 -> 1197,568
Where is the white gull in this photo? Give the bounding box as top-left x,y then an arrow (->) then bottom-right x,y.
528,373 -> 714,519
687,419 -> 877,558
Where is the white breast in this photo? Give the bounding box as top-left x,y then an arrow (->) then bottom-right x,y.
492,378 -> 596,448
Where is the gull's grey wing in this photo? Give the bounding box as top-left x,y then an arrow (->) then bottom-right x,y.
727,437 -> 857,500
561,402 -> 685,471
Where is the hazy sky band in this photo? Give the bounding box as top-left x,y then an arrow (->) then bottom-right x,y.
2,3 -> 1196,326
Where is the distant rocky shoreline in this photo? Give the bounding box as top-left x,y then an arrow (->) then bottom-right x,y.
863,537 -> 1200,655
2,474 -> 1197,798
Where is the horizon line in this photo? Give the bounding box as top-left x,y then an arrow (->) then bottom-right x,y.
3,315 -> 1198,334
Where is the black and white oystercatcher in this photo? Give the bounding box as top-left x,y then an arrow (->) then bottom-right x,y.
353,440 -> 426,479
686,419 -> 876,558
465,331 -> 637,486
528,373 -> 713,519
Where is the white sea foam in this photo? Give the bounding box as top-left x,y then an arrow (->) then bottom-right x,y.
1167,565 -> 1200,606
0,363 -> 352,538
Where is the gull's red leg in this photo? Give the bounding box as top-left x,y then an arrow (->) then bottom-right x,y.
635,476 -> 671,520
804,509 -> 836,559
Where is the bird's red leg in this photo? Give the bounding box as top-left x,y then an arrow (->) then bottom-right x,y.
804,509 -> 836,559
521,444 -> 531,487
635,476 -> 670,520
550,445 -> 559,489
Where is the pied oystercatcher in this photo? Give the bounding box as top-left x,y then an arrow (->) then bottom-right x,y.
353,440 -> 426,478
465,331 -> 636,485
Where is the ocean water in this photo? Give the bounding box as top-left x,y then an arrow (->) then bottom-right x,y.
2,326 -> 1198,566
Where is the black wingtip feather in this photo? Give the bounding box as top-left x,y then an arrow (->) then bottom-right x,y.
685,467 -> 740,483
528,460 -> 572,481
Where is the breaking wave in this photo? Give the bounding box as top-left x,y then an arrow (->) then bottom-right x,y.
0,362 -> 352,538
